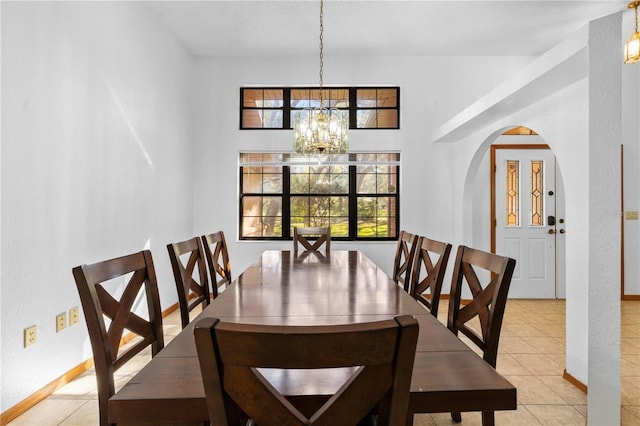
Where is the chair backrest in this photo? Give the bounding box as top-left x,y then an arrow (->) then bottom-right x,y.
202,231 -> 232,298
72,250 -> 164,426
194,315 -> 418,426
293,226 -> 331,255
447,245 -> 516,368
410,236 -> 452,317
167,237 -> 210,329
392,230 -> 418,293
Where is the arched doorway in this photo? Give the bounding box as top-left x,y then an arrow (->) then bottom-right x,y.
463,125 -> 566,299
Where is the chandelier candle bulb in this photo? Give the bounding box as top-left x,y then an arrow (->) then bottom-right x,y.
625,1 -> 640,64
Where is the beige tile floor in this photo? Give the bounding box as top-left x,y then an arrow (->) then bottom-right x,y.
7,300 -> 640,425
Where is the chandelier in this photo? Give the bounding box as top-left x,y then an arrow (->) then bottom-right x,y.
293,0 -> 348,155
625,1 -> 640,64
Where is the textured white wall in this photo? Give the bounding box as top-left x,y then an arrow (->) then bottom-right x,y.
586,13 -> 621,425
0,2 -> 194,410
622,17 -> 640,296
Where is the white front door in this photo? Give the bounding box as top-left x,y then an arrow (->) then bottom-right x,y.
495,148 -> 558,298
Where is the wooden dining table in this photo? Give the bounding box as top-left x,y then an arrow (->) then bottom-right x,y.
109,250 -> 516,424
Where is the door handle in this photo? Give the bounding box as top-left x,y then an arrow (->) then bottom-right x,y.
559,229 -> 565,234
548,229 -> 556,234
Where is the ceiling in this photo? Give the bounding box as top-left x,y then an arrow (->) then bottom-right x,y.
145,1 -> 629,57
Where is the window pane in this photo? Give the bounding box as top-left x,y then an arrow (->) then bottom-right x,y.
262,110 -> 283,128
309,196 -> 330,222
362,153 -> 381,162
242,110 -> 263,128
357,89 -> 377,107
377,110 -> 398,128
242,89 -> 283,108
530,160 -> 544,226
291,89 -> 310,108
356,196 -> 395,237
387,198 -> 397,237
331,173 -> 349,193
356,172 -> 376,194
357,110 -> 376,128
357,217 -> 376,237
291,110 -> 307,129
330,196 -> 349,216
377,152 -> 400,162
243,89 -> 263,107
330,216 -> 349,237
310,173 -> 331,194
328,89 -> 349,107
506,160 -> 520,226
310,89 -> 323,108
376,174 -> 394,194
377,89 -> 397,107
264,217 -> 282,237
262,174 -> 282,193
263,89 -> 283,107
357,164 -> 397,195
243,170 -> 263,193
376,217 -> 390,237
290,217 -> 308,229
241,196 -> 282,238
357,197 -> 376,219
290,173 -> 310,194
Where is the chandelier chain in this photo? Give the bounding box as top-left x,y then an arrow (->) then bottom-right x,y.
293,0 -> 348,155
635,3 -> 638,32
319,0 -> 324,102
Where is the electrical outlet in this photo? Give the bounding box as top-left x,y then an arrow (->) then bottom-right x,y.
69,307 -> 79,326
56,312 -> 67,332
24,325 -> 37,348
626,211 -> 639,220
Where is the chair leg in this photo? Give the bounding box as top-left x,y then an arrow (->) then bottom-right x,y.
481,411 -> 495,426
451,412 -> 462,422
405,413 -> 414,426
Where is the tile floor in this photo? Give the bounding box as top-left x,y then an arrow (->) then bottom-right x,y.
6,299 -> 640,425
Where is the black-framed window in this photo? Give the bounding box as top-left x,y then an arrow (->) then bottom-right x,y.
239,152 -> 400,240
240,87 -> 399,130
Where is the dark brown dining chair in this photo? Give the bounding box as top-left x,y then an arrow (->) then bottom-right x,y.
202,231 -> 232,298
410,236 -> 452,317
447,245 -> 516,425
72,250 -> 164,426
392,230 -> 418,293
293,226 -> 331,255
194,315 -> 419,426
167,237 -> 210,329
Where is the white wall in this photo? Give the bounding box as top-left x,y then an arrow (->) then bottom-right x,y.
1,1 -> 193,411
622,46 -> 640,296
190,55 -> 534,277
